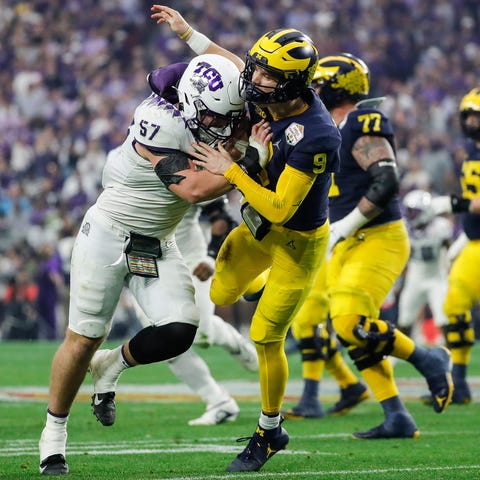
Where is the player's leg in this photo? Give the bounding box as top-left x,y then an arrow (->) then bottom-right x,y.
442,242 -> 480,403
168,349 -> 240,425
284,264 -> 329,419
40,210 -> 126,474
329,222 -> 451,439
89,239 -> 199,426
228,222 -> 328,472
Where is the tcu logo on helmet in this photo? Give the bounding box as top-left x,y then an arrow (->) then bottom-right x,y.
191,61 -> 224,92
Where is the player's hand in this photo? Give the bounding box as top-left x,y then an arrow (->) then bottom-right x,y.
151,5 -> 190,37
249,120 -> 272,168
192,261 -> 214,281
328,221 -> 346,257
190,141 -> 234,175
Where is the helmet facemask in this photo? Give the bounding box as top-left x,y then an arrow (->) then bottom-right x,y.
241,55 -> 305,104
182,96 -> 244,145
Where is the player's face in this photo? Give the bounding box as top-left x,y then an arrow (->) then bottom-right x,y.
200,112 -> 230,130
251,65 -> 279,93
464,112 -> 480,129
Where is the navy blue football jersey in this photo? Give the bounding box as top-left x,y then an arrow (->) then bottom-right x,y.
251,92 -> 341,231
328,106 -> 402,226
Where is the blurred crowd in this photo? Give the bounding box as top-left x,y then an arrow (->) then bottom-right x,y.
1,0 -> 479,340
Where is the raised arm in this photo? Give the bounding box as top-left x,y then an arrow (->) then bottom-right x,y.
150,5 -> 245,71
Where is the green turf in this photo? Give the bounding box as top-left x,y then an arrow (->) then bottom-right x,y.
1,340 -> 479,479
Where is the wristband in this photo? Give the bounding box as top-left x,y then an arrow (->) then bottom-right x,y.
185,29 -> 211,55
451,194 -> 471,213
178,26 -> 193,40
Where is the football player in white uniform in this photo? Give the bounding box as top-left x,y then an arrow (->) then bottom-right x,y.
39,53 -> 246,475
397,189 -> 453,343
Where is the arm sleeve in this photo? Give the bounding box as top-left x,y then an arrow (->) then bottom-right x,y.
224,163 -> 315,225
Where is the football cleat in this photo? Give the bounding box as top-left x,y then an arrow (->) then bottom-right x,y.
327,382 -> 370,416
353,412 -> 420,439
424,347 -> 453,413
91,392 -> 116,426
188,397 -> 240,426
282,399 -> 325,419
232,339 -> 258,372
227,421 -> 289,472
421,377 -> 472,405
39,426 -> 68,475
39,454 -> 69,475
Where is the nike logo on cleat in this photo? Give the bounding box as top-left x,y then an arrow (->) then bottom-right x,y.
93,395 -> 104,406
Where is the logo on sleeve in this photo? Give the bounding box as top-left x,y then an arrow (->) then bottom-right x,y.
285,123 -> 304,146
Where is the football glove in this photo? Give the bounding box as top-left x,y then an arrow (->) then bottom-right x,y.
328,207 -> 369,256
430,194 -> 471,215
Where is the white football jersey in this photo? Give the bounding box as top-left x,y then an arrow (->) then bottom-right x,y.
408,216 -> 453,277
175,205 -> 210,270
95,94 -> 195,238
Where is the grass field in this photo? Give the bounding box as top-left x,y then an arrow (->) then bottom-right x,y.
1,340 -> 480,479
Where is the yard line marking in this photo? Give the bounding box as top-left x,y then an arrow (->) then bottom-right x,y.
140,465 -> 480,480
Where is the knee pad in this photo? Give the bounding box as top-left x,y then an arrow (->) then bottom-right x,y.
335,315 -> 395,371
443,313 -> 475,349
129,322 -> 197,364
298,324 -> 338,362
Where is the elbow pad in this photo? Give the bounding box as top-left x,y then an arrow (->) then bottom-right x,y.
364,159 -> 399,207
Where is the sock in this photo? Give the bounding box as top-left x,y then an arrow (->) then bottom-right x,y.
381,395 -> 408,422
452,363 -> 467,381
299,378 -> 319,405
407,345 -> 431,375
259,411 -> 280,430
40,411 -> 69,460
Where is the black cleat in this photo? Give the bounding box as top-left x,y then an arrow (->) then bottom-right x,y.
327,382 -> 370,416
421,377 -> 472,406
424,347 -> 453,413
227,422 -> 289,472
353,412 -> 419,439
39,454 -> 69,475
91,392 -> 116,426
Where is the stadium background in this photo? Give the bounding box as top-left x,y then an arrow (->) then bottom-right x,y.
1,0 -> 479,340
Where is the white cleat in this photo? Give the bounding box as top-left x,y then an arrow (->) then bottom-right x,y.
188,397 -> 240,426
232,339 -> 258,372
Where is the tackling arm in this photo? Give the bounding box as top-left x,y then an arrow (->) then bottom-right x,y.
134,142 -> 232,203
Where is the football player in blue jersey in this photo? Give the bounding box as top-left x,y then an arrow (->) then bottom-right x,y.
424,87 -> 480,404
151,5 -> 342,471
313,53 -> 453,439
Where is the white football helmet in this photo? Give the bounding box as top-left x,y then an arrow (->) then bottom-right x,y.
402,189 -> 433,228
177,54 -> 245,145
